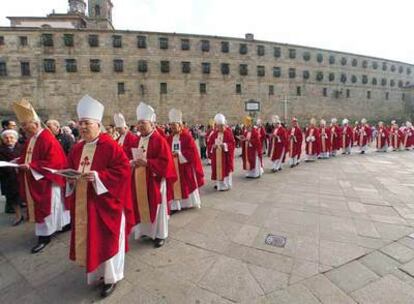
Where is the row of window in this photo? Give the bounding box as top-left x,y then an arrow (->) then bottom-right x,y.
115,81 -> 405,102
0,60 -> 410,88
0,34 -> 412,74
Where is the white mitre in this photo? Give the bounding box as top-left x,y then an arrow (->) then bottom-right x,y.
113,112 -> 127,128
214,113 -> 226,125
342,118 -> 349,125
168,108 -> 183,123
136,102 -> 156,122
77,95 -> 104,122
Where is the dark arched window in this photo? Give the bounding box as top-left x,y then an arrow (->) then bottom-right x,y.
95,5 -> 101,16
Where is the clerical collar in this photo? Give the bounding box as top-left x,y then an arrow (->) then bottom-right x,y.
141,129 -> 155,139
85,133 -> 100,145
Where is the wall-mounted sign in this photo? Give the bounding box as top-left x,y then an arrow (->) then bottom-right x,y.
245,100 -> 260,112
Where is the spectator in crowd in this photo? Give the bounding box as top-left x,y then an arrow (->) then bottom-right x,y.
67,120 -> 80,139
1,119 -> 18,131
0,130 -> 24,225
62,126 -> 76,142
198,125 -> 207,160
46,120 -> 75,154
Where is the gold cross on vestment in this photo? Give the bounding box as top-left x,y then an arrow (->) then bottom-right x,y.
80,156 -> 90,174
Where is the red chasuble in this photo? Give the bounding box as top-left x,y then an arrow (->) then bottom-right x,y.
166,129 -> 205,200
330,125 -> 342,151
341,126 -> 353,149
18,129 -> 67,223
269,126 -> 288,161
376,127 -> 389,149
305,127 -> 320,155
358,125 -> 372,146
67,133 -> 134,273
390,128 -> 403,149
403,126 -> 414,148
241,128 -> 262,170
318,127 -> 331,153
130,131 -> 177,224
288,126 -> 303,158
352,126 -> 360,145
116,131 -> 137,160
208,128 -> 235,181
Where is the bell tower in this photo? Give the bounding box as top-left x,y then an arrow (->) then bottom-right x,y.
68,0 -> 86,15
88,0 -> 114,29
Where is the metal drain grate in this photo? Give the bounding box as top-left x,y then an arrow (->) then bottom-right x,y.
265,234 -> 286,248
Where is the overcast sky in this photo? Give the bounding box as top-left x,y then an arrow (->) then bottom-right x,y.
1,0 -> 413,64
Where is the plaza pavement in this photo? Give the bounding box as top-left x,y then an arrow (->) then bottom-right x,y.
1,147 -> 414,303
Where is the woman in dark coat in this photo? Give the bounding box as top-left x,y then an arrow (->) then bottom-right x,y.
0,129 -> 24,225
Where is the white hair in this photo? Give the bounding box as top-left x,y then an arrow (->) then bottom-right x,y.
1,129 -> 19,140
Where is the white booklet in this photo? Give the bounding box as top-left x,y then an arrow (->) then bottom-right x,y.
0,161 -> 19,168
43,167 -> 82,179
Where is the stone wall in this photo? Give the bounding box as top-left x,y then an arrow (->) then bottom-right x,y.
0,27 -> 413,125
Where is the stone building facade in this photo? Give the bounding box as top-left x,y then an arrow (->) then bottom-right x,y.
0,0 -> 413,125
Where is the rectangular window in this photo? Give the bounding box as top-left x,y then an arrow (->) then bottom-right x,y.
322,87 -> 327,97
257,65 -> 265,77
201,40 -> 210,52
161,61 -> 170,73
160,82 -> 167,94
289,68 -> 296,79
90,59 -> 101,72
65,59 -> 77,73
200,83 -> 207,94
63,34 -> 74,47
269,85 -> 274,95
113,35 -> 122,48
296,86 -> 301,96
159,37 -> 168,49
239,64 -> 248,76
42,33 -> 54,47
257,45 -> 265,56
137,35 -> 147,48
43,59 -> 55,73
221,41 -> 229,53
274,47 -> 281,58
273,67 -> 281,77
19,36 -> 28,46
182,61 -> 191,73
113,59 -> 124,72
385,92 -> 389,100
221,63 -> 230,75
0,62 -> 7,76
367,91 -> 371,99
239,43 -> 248,55
21,61 -> 30,76
181,39 -> 190,50
88,34 -> 99,47
236,83 -> 242,94
117,82 -> 125,95
289,48 -> 296,59
138,60 -> 148,73
346,89 -> 350,98
202,62 -> 210,74
402,93 -> 405,101
0,36 -> 4,45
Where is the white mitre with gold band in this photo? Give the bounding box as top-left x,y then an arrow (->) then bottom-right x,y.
77,95 -> 104,122
113,112 -> 127,128
136,102 -> 156,122
168,108 -> 183,123
12,99 -> 40,123
214,113 -> 226,125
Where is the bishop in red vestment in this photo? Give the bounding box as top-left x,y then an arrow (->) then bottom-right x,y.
318,119 -> 331,159
208,113 -> 235,191
240,116 -> 263,178
167,108 -> 204,211
376,122 -> 389,152
305,118 -> 320,161
359,118 -> 372,154
66,95 -> 134,298
13,99 -> 70,254
330,118 -> 342,157
352,121 -> 360,146
402,121 -> 414,150
341,119 -> 353,154
114,112 -> 137,159
390,123 -> 403,151
269,115 -> 287,172
288,118 -> 303,167
130,102 -> 177,248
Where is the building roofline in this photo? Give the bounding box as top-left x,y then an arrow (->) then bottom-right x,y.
0,25 -> 412,66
